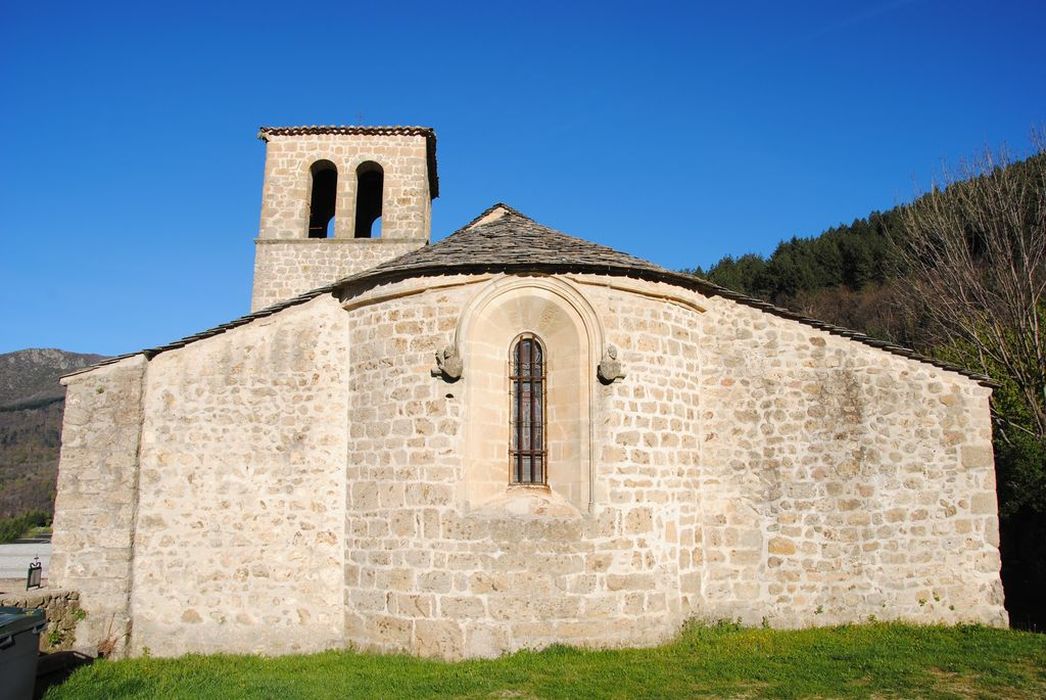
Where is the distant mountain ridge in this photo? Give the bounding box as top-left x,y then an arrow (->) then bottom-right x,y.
0,348 -> 106,410
0,348 -> 107,518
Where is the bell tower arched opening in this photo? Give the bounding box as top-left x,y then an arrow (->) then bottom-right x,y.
307,160 -> 337,239
354,161 -> 384,238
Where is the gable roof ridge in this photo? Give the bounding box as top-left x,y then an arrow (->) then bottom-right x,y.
459,202 -> 533,231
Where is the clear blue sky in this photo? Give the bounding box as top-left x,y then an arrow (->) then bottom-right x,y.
1,0 -> 1043,355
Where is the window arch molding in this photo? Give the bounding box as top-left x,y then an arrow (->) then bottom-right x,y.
454,276 -> 605,354
457,276 -> 604,514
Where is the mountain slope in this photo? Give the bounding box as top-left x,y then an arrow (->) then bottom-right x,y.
0,349 -> 107,518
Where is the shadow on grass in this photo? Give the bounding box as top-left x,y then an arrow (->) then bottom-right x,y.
34,650 -> 94,700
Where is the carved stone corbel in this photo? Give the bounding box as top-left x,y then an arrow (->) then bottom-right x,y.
597,344 -> 626,384
431,344 -> 463,382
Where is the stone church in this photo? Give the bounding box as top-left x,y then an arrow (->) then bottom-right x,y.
50,126 -> 1007,659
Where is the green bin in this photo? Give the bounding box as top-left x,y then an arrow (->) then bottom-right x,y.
0,607 -> 46,700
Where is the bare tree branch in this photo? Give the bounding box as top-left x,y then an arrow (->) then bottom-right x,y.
892,137 -> 1046,441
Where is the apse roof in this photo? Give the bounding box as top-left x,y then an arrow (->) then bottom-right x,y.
64,203 -> 995,386
358,203 -> 663,278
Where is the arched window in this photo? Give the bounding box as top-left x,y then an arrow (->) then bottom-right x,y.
354,161 -> 384,238
510,334 -> 546,484
307,160 -> 337,238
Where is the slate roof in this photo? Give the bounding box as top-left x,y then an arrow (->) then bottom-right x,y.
65,204 -> 995,387
358,203 -> 663,278
256,125 -> 439,198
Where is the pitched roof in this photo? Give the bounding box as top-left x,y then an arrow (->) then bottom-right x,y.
256,125 -> 439,198
360,203 -> 664,278
65,204 -> 995,387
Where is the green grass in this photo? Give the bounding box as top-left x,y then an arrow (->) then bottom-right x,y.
45,622 -> 1046,699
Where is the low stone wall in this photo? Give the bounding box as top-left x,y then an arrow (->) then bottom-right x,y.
1,589 -> 83,652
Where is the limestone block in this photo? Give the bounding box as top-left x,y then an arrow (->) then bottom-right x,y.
414,620 -> 465,659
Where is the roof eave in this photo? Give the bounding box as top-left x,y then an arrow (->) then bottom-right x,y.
326,262 -> 999,389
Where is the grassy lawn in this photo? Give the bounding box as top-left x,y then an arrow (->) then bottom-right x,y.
45,622 -> 1046,699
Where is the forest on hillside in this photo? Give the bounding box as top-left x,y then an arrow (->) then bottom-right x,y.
688,142 -> 1046,630
0,350 -> 105,540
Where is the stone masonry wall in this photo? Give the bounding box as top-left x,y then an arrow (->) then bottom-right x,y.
126,295 -> 351,656
691,292 -> 1006,627
251,239 -> 424,311
1,590 -> 84,652
574,278 -> 709,622
50,355 -> 146,657
50,270 -> 1006,660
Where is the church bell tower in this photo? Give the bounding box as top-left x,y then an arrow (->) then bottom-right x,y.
250,125 -> 438,311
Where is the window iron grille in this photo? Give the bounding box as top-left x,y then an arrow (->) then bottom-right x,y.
510,335 -> 547,484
